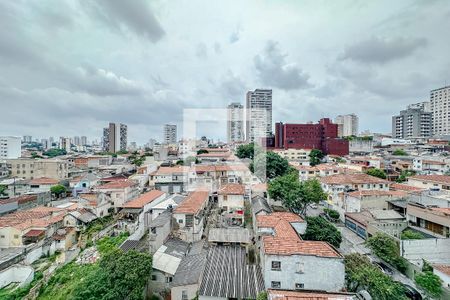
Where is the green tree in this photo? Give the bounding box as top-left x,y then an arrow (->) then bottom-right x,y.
0,185 -> 7,196
43,148 -> 67,157
345,253 -> 407,300
250,151 -> 290,180
302,216 -> 342,248
366,232 -> 408,273
73,249 -> 152,300
50,184 -> 66,197
196,149 -> 209,155
323,208 -> 340,221
365,168 -> 387,179
415,271 -> 442,298
309,149 -> 324,166
401,229 -> 424,240
235,143 -> 256,159
393,149 -> 407,156
256,291 -> 267,300
396,170 -> 416,183
268,174 -> 326,215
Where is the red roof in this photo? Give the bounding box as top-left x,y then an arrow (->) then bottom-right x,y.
97,180 -> 136,189
320,173 -> 389,185
347,190 -> 407,198
409,175 -> 450,185
174,190 -> 209,214
122,190 -> 165,209
433,264 -> 450,276
23,229 -> 45,237
218,184 -> 245,195
29,177 -> 58,185
390,183 -> 424,192
268,289 -> 355,300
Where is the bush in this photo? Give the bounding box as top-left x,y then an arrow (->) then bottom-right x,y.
401,229 -> 424,240
303,216 -> 342,248
365,168 -> 387,179
324,208 -> 340,221
366,232 -> 408,273
415,271 -> 442,298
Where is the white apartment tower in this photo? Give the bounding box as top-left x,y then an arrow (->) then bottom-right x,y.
246,89 -> 272,143
335,114 -> 359,137
0,136 -> 21,159
59,137 -> 71,153
227,103 -> 244,143
163,124 -> 177,144
430,86 -> 450,137
102,123 -> 127,153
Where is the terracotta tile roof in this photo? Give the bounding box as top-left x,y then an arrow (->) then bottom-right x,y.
422,160 -> 446,165
430,207 -> 450,216
390,183 -> 424,191
215,164 -> 249,172
256,212 -> 341,258
122,190 -> 165,209
347,190 -> 407,198
29,177 -> 59,185
197,152 -> 231,157
268,289 -> 355,300
23,229 -> 45,237
96,180 -> 136,189
218,184 -> 245,195
251,183 -> 267,192
154,166 -> 189,175
409,175 -> 450,185
320,173 -> 389,185
0,206 -> 67,230
174,190 -> 209,214
433,264 -> 450,276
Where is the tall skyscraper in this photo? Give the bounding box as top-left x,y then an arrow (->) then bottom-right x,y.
22,135 -> 32,143
392,102 -> 432,139
41,139 -> 49,150
81,136 -> 88,146
246,89 -> 272,143
59,137 -> 71,153
430,85 -> 450,137
73,136 -> 81,146
103,123 -> 127,152
163,124 -> 177,144
227,103 -> 244,143
0,136 -> 21,159
335,114 -> 359,137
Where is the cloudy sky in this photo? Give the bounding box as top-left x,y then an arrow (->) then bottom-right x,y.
1,0 -> 450,144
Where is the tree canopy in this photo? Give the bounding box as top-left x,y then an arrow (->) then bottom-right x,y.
50,184 -> 66,197
235,143 -> 256,159
393,149 -> 407,156
268,174 -> 326,215
366,232 -> 408,273
345,253 -> 407,300
302,216 -> 342,248
43,148 -> 67,157
196,149 -> 209,155
401,229 -> 424,240
415,271 -> 442,298
309,149 -> 325,166
365,168 -> 387,179
250,151 -> 291,180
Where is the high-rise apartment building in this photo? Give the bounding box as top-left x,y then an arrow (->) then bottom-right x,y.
246,89 -> 272,143
392,102 -> 432,139
41,139 -> 49,150
163,124 -> 177,144
102,123 -> 127,153
81,136 -> 87,146
227,103 -> 244,143
22,136 -> 32,143
0,136 -> 21,159
335,114 -> 359,137
430,85 -> 450,137
59,137 -> 71,153
73,136 -> 81,146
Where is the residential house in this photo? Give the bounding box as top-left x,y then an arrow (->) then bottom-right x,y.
77,192 -> 111,218
95,180 -> 139,212
267,289 -> 356,300
345,209 -> 407,239
256,212 -> 345,292
0,178 -> 30,197
406,202 -> 450,238
29,177 -> 59,193
413,159 -> 449,175
149,211 -> 173,253
344,190 -> 407,213
173,190 -> 210,242
218,184 -> 246,226
407,175 -> 450,191
151,166 -> 189,193
69,173 -> 100,194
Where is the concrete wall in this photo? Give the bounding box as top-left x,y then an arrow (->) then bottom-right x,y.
400,238 -> 450,263
0,265 -> 34,289
262,253 -> 345,292
434,268 -> 450,288
24,245 -> 43,264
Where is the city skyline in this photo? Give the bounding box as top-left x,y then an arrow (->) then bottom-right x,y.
1,1 -> 450,144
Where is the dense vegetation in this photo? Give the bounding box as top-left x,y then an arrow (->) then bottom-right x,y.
268,173 -> 327,215
250,151 -> 292,180
366,233 -> 408,273
415,271 -> 442,298
396,170 -> 416,183
235,143 -> 256,159
365,168 -> 387,179
393,149 -> 407,156
42,148 -> 67,157
0,271 -> 43,300
302,216 -> 342,248
309,149 -> 324,166
345,253 -> 407,300
323,208 -> 340,221
401,229 -> 424,240
50,184 -> 66,197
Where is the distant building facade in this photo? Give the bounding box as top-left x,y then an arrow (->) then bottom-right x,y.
163,124 -> 177,144
6,158 -> 68,180
335,114 -> 358,137
103,122 -> 127,153
246,89 -> 272,143
0,136 -> 21,159
431,86 -> 450,137
227,103 -> 244,143
59,137 -> 71,153
392,102 -> 432,140
274,118 -> 349,156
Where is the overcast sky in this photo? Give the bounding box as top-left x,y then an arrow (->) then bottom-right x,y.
1,0 -> 450,144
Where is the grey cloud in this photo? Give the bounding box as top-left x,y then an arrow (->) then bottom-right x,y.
340,36 -> 427,64
195,43 -> 208,58
85,0 -> 165,42
254,41 -> 312,90
218,71 -> 246,101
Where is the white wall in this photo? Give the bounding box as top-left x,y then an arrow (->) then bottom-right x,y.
0,265 -> 34,289
172,284 -> 199,300
400,238 -> 450,263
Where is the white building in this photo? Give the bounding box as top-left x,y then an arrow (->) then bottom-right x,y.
335,114 -> 358,137
246,89 -> 272,143
430,85 -> 450,137
227,103 -> 244,143
0,136 -> 21,159
163,124 -> 177,144
59,137 -> 71,153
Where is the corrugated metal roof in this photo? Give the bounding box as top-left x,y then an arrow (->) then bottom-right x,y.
208,228 -> 251,244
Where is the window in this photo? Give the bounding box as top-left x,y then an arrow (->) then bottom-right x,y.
295,283 -> 304,290
271,281 -> 281,289
271,261 -> 281,271
14,234 -> 19,239
151,275 -> 157,281
166,276 -> 173,283
0,235 -> 5,238
178,219 -> 183,223
181,290 -> 188,300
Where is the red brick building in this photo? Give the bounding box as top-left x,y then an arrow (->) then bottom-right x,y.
274,118 -> 349,156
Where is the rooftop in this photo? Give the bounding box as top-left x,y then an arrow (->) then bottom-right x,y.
347,190 -> 407,198
409,175 -> 450,185
174,190 -> 209,214
218,184 -> 245,195
433,264 -> 450,276
29,177 -> 58,185
122,190 -> 165,209
208,228 -> 251,244
268,289 -> 355,300
320,173 -> 389,185
96,179 -> 136,189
